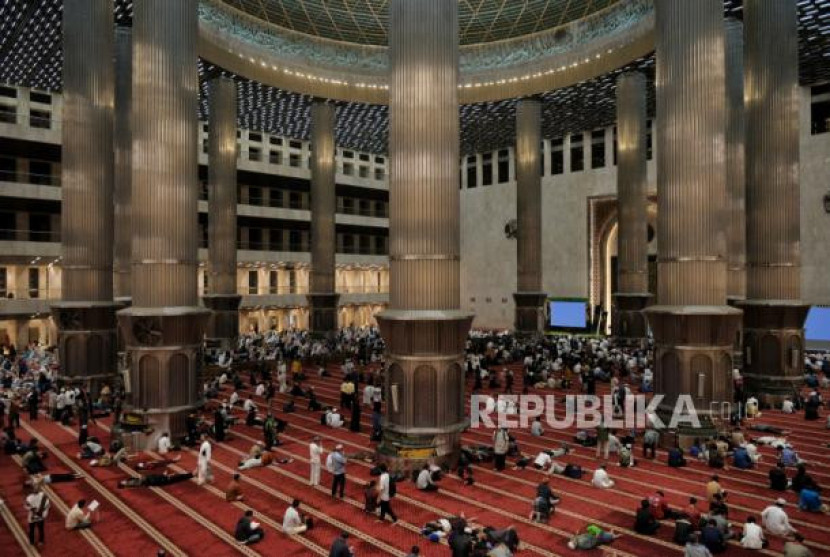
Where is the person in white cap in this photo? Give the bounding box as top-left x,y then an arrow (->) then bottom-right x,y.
325,408 -> 344,428
761,498 -> 797,537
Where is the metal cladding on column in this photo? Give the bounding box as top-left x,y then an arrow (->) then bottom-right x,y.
203,77 -> 241,346
612,72 -> 651,339
645,0 -> 741,438
376,0 -> 473,468
725,19 -> 746,303
117,0 -> 208,448
513,98 -> 546,335
306,100 -> 340,336
52,0 -> 118,386
741,0 -> 809,402
113,26 -> 132,304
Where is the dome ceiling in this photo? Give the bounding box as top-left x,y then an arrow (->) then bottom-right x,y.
220,0 -> 621,46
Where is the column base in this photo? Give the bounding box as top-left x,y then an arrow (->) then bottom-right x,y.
376,423 -> 467,473
737,300 -> 809,406
306,293 -> 340,337
644,305 -> 742,435
513,292 -> 547,336
117,305 -> 210,448
612,292 -> 652,339
376,309 -> 474,465
52,301 -> 119,391
203,294 -> 242,349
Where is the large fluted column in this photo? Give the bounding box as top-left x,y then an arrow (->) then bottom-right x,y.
203,77 -> 241,347
53,0 -> 118,389
513,98 -> 546,335
376,0 -> 473,468
117,0 -> 208,447
306,100 -> 340,336
612,72 -> 651,339
113,26 -> 132,305
740,0 -> 808,403
645,0 -> 741,440
725,19 -> 746,303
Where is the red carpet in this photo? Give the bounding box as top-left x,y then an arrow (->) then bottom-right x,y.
4,360 -> 830,556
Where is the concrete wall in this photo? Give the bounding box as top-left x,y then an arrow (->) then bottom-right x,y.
462,87 -> 830,329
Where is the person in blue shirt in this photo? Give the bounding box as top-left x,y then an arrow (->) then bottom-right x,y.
700,518 -> 727,554
732,446 -> 753,470
668,444 -> 688,468
798,487 -> 822,512
777,446 -> 800,467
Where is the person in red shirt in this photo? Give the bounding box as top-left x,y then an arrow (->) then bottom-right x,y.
684,496 -> 703,528
648,490 -> 679,520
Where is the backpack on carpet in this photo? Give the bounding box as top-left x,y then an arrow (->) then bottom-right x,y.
564,464 -> 583,479
325,453 -> 335,473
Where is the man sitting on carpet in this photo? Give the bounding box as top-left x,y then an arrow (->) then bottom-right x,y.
769,463 -> 789,491
684,533 -> 714,557
64,499 -> 92,531
798,486 -> 823,513
634,500 -> 660,535
591,464 -> 614,489
282,499 -> 309,536
225,473 -> 243,502
762,498 -> 797,538
235,509 -> 265,545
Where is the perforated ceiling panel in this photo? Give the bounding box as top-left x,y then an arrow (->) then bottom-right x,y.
1,0 -> 829,154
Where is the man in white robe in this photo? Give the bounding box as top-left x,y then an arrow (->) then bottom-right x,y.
196,436 -> 213,485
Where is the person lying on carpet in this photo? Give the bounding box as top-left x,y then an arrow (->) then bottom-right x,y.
749,424 -> 790,436
77,437 -> 105,460
117,471 -> 194,488
89,446 -> 129,468
26,472 -> 83,488
238,451 -> 293,470
421,513 -> 480,541
566,524 -> 621,550
134,455 -> 182,471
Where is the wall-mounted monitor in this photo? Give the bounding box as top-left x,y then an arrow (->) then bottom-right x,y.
547,298 -> 589,332
805,306 -> 830,342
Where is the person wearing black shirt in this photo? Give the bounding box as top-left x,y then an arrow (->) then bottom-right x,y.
634,500 -> 660,535
213,407 -> 225,442
769,463 -> 789,491
700,519 -> 726,553
328,531 -> 351,557
234,510 -> 264,545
